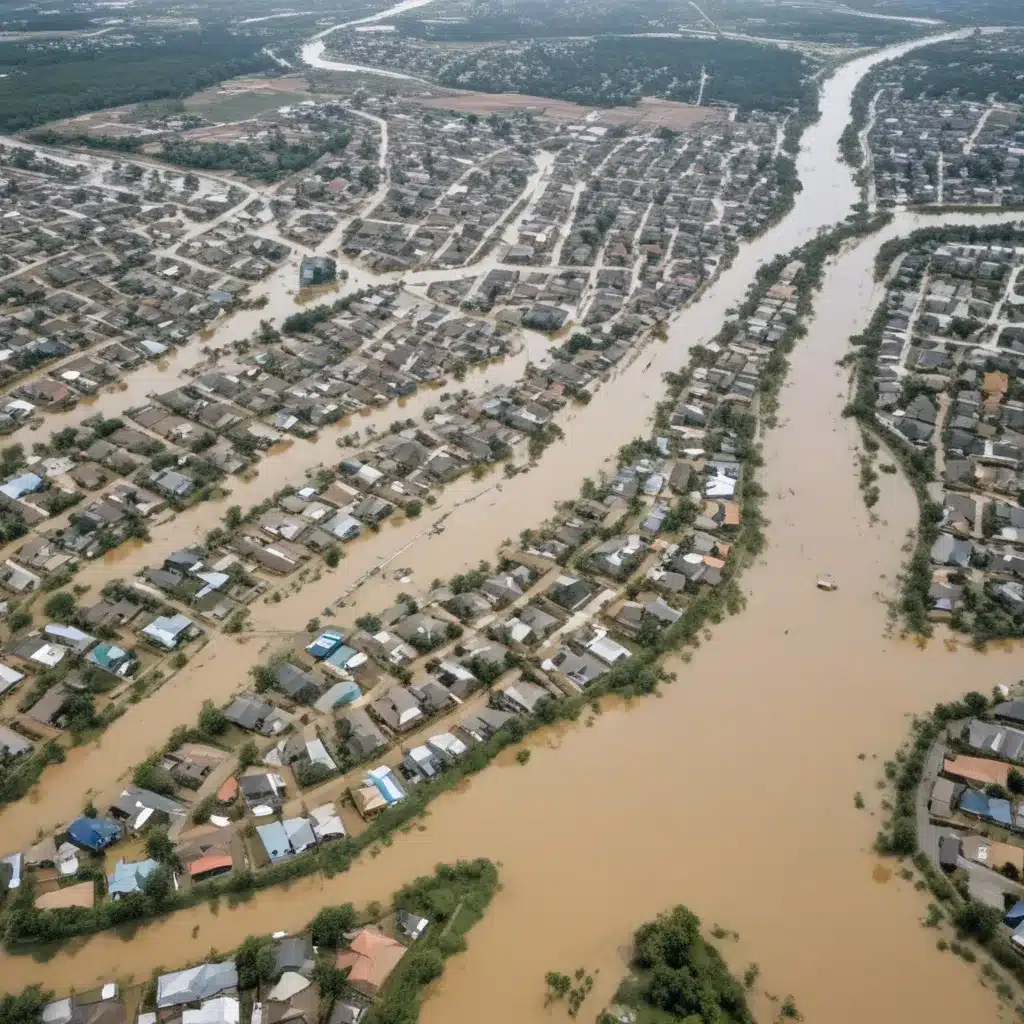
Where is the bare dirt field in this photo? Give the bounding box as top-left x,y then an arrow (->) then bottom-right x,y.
415,92 -> 728,128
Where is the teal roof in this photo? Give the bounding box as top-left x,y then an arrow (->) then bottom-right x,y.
108,858 -> 159,896
87,642 -> 128,670
325,644 -> 357,670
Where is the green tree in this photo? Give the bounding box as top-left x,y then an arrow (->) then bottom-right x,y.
142,864 -> 174,904
310,903 -> 359,948
8,608 -> 32,633
133,761 -> 177,797
0,986 -> 52,1024
250,664 -> 276,692
146,826 -> 175,864
237,740 -> 259,771
545,972 -> 571,1002
236,935 -> 277,989
43,591 -> 76,623
198,700 -> 227,736
953,900 -> 1000,942
0,443 -> 25,476
405,948 -> 444,985
311,961 -> 350,999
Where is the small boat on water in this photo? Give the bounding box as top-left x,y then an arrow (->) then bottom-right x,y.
816,574 -> 838,592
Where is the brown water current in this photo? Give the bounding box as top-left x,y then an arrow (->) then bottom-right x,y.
0,25 -> 1021,1022
2,217 -> 1018,1024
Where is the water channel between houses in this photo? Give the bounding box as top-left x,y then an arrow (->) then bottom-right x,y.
0,24 -> 1022,1024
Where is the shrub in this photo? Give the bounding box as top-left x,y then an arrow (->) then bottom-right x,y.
42,591 -> 76,622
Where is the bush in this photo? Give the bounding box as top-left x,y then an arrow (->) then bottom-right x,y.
8,608 -> 32,632
42,591 -> 76,622
294,759 -> 335,788
198,700 -> 227,737
132,761 -> 177,797
310,903 -> 358,948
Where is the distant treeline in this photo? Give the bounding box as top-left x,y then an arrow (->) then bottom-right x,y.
0,13 -> 97,31
436,37 -> 811,113
394,0 -> 700,41
0,29 -> 275,133
889,38 -> 1024,102
846,0 -> 1024,25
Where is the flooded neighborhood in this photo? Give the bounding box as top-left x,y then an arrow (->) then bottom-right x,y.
1,3 -> 1024,1024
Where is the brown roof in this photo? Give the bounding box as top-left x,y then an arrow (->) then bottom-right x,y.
217,776 -> 239,803
188,854 -> 234,877
335,928 -> 406,995
942,754 -> 1010,787
35,880 -> 96,909
351,785 -> 387,820
983,371 -> 1009,397
962,837 -> 1024,872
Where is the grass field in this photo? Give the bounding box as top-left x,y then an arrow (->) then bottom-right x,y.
184,90 -> 311,123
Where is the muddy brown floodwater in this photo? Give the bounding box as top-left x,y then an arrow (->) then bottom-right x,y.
1,23 -> 1021,1024
3,211 -> 1019,1024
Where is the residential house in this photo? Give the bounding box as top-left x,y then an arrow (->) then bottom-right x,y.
335,930 -> 406,997
156,962 -> 238,1010
370,686 -> 424,733
497,680 -> 550,715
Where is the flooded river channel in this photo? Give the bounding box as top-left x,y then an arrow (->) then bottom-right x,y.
1,25 -> 1021,1024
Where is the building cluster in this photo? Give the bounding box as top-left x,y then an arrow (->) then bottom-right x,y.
0,164 -> 253,437
341,106 -> 537,271
176,226 -> 290,280
419,113 -> 786,343
926,698 -> 1024,945
867,81 -> 1024,207
0,587 -> 205,807
8,903 -> 439,1024
0,409 -> 240,565
871,241 -> 1024,633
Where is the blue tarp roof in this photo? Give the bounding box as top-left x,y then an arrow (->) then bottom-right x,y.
306,630 -> 345,660
1005,901 -> 1024,927
67,816 -> 120,851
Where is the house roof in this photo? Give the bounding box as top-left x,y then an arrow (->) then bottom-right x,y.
35,880 -> 96,910
67,816 -> 120,851
107,858 -> 160,897
157,962 -> 238,1008
188,854 -> 234,878
142,614 -> 194,649
335,929 -> 406,994
943,754 -> 1010,787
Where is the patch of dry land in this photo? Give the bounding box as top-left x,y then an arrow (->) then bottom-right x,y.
417,92 -> 728,128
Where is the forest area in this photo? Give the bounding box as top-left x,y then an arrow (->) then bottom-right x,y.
874,33 -> 1024,103
0,28 -> 276,133
436,36 -> 812,112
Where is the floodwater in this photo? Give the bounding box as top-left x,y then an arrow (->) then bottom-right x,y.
1,23 -> 1020,1024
